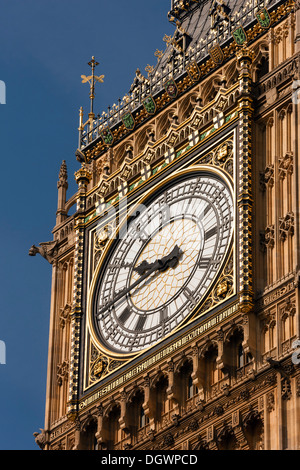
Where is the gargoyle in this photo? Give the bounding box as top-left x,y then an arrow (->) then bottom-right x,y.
29,240 -> 59,264
33,429 -> 46,450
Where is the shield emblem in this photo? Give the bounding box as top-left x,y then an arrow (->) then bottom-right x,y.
143,95 -> 156,115
122,112 -> 135,130
164,79 -> 178,98
256,8 -> 271,29
100,127 -> 114,146
232,27 -> 247,46
209,44 -> 224,66
186,61 -> 201,82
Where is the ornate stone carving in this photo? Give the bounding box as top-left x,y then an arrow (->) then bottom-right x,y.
188,419 -> 199,432
265,372 -> 277,387
266,391 -> 275,412
163,432 -> 174,447
192,436 -> 208,450
281,378 -> 292,400
172,414 -> 181,426
280,298 -> 296,321
206,425 -> 219,449
57,160 -> 68,189
96,151 -> 112,178
147,429 -> 155,441
279,212 -> 294,241
59,303 -> 72,328
260,164 -> 274,190
260,310 -> 276,333
242,408 -> 262,428
57,361 -> 69,386
278,152 -> 293,179
119,163 -> 132,182
33,429 -> 46,449
29,240 -> 59,264
124,443 -> 133,450
214,404 -> 224,416
240,389 -> 250,401
232,425 -> 248,449
217,423 -> 235,447
260,224 -> 275,252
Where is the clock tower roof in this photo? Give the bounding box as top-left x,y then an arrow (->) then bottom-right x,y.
79,0 -> 277,154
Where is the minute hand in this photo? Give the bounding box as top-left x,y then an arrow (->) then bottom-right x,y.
97,246 -> 182,318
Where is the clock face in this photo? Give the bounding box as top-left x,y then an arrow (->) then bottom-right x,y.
92,169 -> 234,356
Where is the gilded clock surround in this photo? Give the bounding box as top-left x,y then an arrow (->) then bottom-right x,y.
80,111 -> 242,397
86,164 -> 235,363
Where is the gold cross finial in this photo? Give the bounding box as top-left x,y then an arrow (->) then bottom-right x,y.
81,56 -> 104,115
88,56 -> 99,71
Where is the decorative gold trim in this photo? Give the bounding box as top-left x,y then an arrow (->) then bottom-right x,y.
83,129 -> 237,389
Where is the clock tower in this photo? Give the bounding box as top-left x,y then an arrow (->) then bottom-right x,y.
32,0 -> 300,451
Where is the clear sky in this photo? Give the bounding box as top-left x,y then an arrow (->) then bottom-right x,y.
0,0 -> 174,450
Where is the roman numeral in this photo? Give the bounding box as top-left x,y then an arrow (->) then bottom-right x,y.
159,206 -> 171,226
135,315 -> 146,331
118,307 -> 131,325
183,287 -> 196,306
198,258 -> 211,269
204,204 -> 211,216
205,226 -> 218,241
160,307 -> 168,324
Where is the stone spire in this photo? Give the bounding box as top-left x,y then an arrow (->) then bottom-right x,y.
56,160 -> 68,224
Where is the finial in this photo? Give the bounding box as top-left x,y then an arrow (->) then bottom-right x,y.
58,160 -> 68,189
81,56 -> 104,116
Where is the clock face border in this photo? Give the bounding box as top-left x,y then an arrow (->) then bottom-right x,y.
86,164 -> 235,360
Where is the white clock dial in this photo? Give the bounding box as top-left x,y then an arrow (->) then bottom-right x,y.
93,169 -> 234,355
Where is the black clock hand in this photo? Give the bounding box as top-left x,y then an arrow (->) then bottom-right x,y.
133,245 -> 182,275
97,259 -> 162,318
157,245 -> 183,271
133,259 -> 154,276
132,245 -> 184,297
97,245 -> 182,318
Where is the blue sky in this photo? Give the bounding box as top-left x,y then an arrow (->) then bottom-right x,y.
0,0 -> 173,450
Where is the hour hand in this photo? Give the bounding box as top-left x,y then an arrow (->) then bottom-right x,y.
157,245 -> 183,271
134,245 -> 183,276
133,260 -> 154,276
